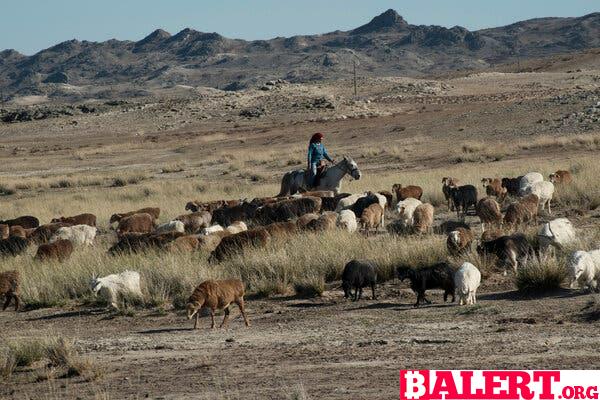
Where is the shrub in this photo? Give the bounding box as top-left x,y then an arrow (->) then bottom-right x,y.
515,258 -> 566,293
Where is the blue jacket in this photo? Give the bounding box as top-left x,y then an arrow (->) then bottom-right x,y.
307,142 -> 332,167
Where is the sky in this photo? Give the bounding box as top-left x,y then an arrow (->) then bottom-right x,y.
1,0 -> 598,55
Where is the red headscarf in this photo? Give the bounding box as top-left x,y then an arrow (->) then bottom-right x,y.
310,132 -> 324,144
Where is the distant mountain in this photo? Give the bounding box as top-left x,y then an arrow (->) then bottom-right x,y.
1,9 -> 599,100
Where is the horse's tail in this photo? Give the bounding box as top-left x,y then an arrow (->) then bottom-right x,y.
277,172 -> 291,197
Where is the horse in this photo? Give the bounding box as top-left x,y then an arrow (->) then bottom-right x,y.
277,156 -> 361,196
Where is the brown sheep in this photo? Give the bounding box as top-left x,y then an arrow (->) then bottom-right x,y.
51,213 -> 97,227
305,212 -> 337,232
446,227 -> 474,256
378,191 -> 394,209
392,184 -> 423,202
413,203 -> 434,234
116,213 -> 155,236
186,199 -> 240,213
549,170 -> 573,185
175,211 -> 212,234
481,178 -> 507,202
209,229 -> 271,262
0,224 -> 9,240
0,270 -> 20,311
186,279 -> 250,329
441,177 -> 460,210
296,213 -> 320,229
503,195 -> 538,231
476,197 -> 503,231
109,207 -> 160,225
168,235 -> 200,253
264,221 -> 299,238
30,222 -> 71,244
198,231 -> 231,253
360,203 -> 384,235
8,225 -> 27,239
254,197 -> 322,225
35,239 -> 74,262
0,215 -> 40,229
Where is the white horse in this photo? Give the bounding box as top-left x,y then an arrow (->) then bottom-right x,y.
278,156 -> 361,196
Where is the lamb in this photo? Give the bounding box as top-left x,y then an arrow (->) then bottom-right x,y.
477,234 -> 534,274
523,181 -> 554,214
51,213 -> 96,227
209,229 -> 271,262
0,224 -> 8,240
549,170 -> 573,185
116,213 -> 155,236
538,218 -> 577,252
91,270 -> 143,310
442,177 -> 460,210
395,198 -> 423,226
446,227 -> 474,256
0,237 -> 29,257
392,184 -> 423,202
175,211 -> 212,233
154,220 -> 186,235
336,210 -> 358,233
342,260 -> 377,301
109,207 -> 160,225
50,225 -> 97,246
0,215 -> 40,229
567,250 -> 600,291
481,178 -> 507,202
0,270 -> 20,311
396,263 -> 455,307
412,203 -> 434,234
200,224 -> 224,235
454,262 -> 481,306
186,279 -> 250,329
450,185 -> 478,218
35,239 -> 74,262
518,172 -> 544,196
475,197 -> 502,231
359,203 -> 384,235
305,212 -> 338,232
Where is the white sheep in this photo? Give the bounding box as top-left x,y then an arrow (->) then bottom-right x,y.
372,192 -> 387,210
524,180 -> 555,213
91,270 -> 143,310
336,209 -> 357,233
538,218 -> 576,252
200,224 -> 224,235
454,262 -> 481,305
519,172 -> 544,195
568,250 -> 600,291
335,193 -> 365,212
154,220 -> 185,235
395,197 -> 423,226
225,221 -> 247,235
50,225 -> 97,246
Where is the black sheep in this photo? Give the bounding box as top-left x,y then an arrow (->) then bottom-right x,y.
342,260 -> 377,301
477,233 -> 534,274
450,185 -> 478,218
501,176 -> 524,197
321,193 -> 351,212
351,192 -> 379,218
397,263 -> 455,307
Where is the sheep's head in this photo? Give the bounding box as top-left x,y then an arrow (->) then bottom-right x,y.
481,178 -> 492,187
90,277 -> 103,294
186,301 -> 202,319
185,202 -> 199,212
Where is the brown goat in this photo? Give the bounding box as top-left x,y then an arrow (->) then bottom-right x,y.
392,184 -> 423,202
481,178 -> 507,202
0,270 -> 20,311
441,177 -> 460,210
264,221 -> 299,238
109,207 -> 160,224
0,224 -> 9,240
296,213 -> 320,229
503,194 -> 539,231
446,227 -> 474,256
9,225 -> 27,239
168,235 -> 200,253
175,211 -> 212,233
413,203 -> 434,234
116,213 -> 155,236
51,213 -> 97,227
198,231 -> 230,253
360,203 -> 384,235
186,279 -> 250,329
35,239 -> 74,262
210,229 -> 271,262
476,197 -> 503,231
549,170 -> 573,185
305,212 -> 338,232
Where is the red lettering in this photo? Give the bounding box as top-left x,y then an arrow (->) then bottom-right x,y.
460,371 -> 475,398
587,386 -> 599,400
534,371 -> 560,400
432,371 -> 459,399
482,371 -> 510,399
574,386 -> 585,399
507,371 -> 534,400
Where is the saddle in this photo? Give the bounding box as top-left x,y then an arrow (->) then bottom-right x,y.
303,160 -> 328,189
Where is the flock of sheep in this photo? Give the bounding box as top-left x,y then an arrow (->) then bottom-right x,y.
1,167 -> 600,329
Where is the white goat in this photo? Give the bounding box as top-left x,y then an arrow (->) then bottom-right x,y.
454,262 -> 481,305
90,270 -> 143,309
200,224 -> 224,235
336,209 -> 357,233
50,225 -> 97,246
568,250 -> 600,291
154,220 -> 185,234
525,181 -> 555,213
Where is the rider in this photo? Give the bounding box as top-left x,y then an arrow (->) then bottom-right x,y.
307,132 -> 334,188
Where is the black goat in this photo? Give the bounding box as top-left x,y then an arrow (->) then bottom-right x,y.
450,185 -> 478,219
477,233 -> 535,274
342,260 -> 377,301
397,263 -> 455,307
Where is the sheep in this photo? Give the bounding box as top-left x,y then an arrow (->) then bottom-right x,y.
395,198 -> 423,226
320,193 -> 351,211
397,263 -> 455,307
549,170 -> 573,185
0,224 -> 8,240
299,190 -> 335,198
224,221 -> 247,235
481,178 -> 507,202
154,220 -> 186,235
35,239 -> 74,262
336,210 -> 357,233
200,224 -> 224,235
9,225 -> 27,239
377,190 -> 393,209
436,220 -> 470,235
168,235 -> 200,253
264,221 -> 299,238
186,199 -> 240,213
296,213 -> 320,229
350,192 -> 380,218
567,250 -> 600,291
538,218 -> 577,254
30,222 -> 71,244
186,279 -> 250,329
198,231 -> 230,253
481,228 -> 504,242
454,262 -> 481,306
335,193 -> 364,212
477,234 -> 534,275
442,177 -> 460,210
0,237 -> 29,257
175,211 -> 212,234
0,215 -> 40,229
503,195 -> 538,230
501,176 -> 523,197
518,172 -> 544,196
209,229 -> 271,262
254,197 -> 322,225
211,201 -> 259,226
392,184 -> 423,202
0,270 -> 20,311
305,212 -> 337,232
446,227 -> 474,256
91,270 -> 143,310
412,203 -> 434,234
116,213 -> 155,236
450,185 -> 478,219
50,225 -> 97,246
342,260 -> 377,301
359,203 -> 384,235
476,197 -> 502,231
523,181 -> 554,214
109,207 -> 160,225
51,213 -> 97,227
372,192 -> 388,211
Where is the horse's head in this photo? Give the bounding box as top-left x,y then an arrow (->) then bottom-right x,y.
340,156 -> 361,180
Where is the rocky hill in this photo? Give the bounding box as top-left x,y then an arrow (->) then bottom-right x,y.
1,9 -> 599,100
